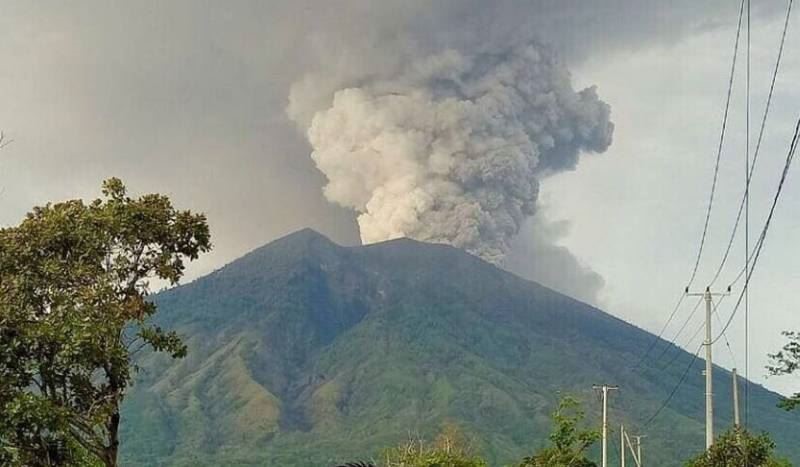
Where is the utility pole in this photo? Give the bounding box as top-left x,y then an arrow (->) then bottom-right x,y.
686,286 -> 730,449
620,425 -> 625,467
703,287 -> 714,450
623,431 -> 641,467
593,384 -> 618,467
632,435 -> 646,467
732,368 -> 741,427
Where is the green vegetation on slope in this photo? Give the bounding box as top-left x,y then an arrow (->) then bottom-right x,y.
120,229 -> 800,466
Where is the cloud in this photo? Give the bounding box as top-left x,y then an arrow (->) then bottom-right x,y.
290,43 -> 613,264
0,0 -> 781,294
506,214 -> 605,306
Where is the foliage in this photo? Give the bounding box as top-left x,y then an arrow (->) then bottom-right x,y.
684,428 -> 790,467
517,396 -> 599,467
381,423 -> 487,467
0,131 -> 11,150
768,331 -> 800,410
0,179 -> 210,466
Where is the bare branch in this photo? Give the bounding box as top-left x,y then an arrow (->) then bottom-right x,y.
0,131 -> 13,150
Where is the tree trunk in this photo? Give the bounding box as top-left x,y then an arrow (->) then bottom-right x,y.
104,409 -> 120,467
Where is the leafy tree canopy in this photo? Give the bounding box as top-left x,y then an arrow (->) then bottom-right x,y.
0,178 -> 210,466
684,428 -> 790,467
517,396 -> 599,467
768,331 -> 800,410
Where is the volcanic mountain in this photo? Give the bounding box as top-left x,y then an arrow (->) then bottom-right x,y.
120,229 -> 800,466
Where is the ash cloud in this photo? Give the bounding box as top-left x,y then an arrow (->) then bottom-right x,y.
289,43 -> 613,264
2,0 -> 777,300
506,215 -> 605,305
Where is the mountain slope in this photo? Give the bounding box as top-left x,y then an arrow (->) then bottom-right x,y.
120,229 -> 800,466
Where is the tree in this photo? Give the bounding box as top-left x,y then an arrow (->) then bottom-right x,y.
0,178 -> 211,466
517,396 -> 599,467
381,423 -> 487,467
0,131 -> 12,150
684,428 -> 790,467
768,331 -> 800,410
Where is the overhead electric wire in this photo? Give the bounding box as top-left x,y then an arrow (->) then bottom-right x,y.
632,293 -> 686,369
709,0 -> 795,286
633,1 -> 746,371
686,0 -> 747,288
659,295 -> 725,370
714,302 -> 737,367
726,239 -> 761,287
712,117 -> 800,346
644,344 -> 703,427
649,317 -> 733,427
662,320 -> 705,372
645,295 -> 727,426
652,296 -> 704,364
642,0 -> 795,434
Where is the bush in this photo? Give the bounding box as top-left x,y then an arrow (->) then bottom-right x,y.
381,423 -> 487,467
684,428 -> 790,467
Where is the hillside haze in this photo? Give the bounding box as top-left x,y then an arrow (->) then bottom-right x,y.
121,229 -> 800,466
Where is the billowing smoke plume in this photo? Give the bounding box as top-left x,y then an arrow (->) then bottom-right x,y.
290,43 -> 613,264
506,214 -> 605,304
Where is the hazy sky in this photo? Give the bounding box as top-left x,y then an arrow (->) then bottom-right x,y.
1,1 -> 798,395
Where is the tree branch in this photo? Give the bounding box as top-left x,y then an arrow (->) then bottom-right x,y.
0,131 -> 12,150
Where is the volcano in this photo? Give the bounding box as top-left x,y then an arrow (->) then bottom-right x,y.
120,229 -> 800,466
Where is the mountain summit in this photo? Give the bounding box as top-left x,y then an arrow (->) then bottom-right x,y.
121,229 -> 800,466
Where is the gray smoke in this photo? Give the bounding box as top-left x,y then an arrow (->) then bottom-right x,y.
506,215 -> 605,304
289,43 -> 613,264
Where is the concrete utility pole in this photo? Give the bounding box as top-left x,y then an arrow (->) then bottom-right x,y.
623,430 -> 642,467
593,384 -> 618,467
632,435 -> 646,467
687,286 -> 730,449
703,288 -> 714,449
620,425 -> 625,467
732,368 -> 741,427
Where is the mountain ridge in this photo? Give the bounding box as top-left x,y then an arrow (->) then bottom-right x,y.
120,228 -> 800,466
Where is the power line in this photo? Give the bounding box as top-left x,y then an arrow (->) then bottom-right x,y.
657,295 -> 728,369
686,0 -> 746,288
709,0 -> 795,286
661,320 -> 705,372
634,0 -> 746,372
643,287 -> 726,374
712,117 -> 800,346
713,302 -> 737,367
644,345 -> 703,427
652,296 -> 704,364
643,295 -> 733,428
632,293 -> 686,369
725,238 -> 761,288
640,0 -> 796,439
